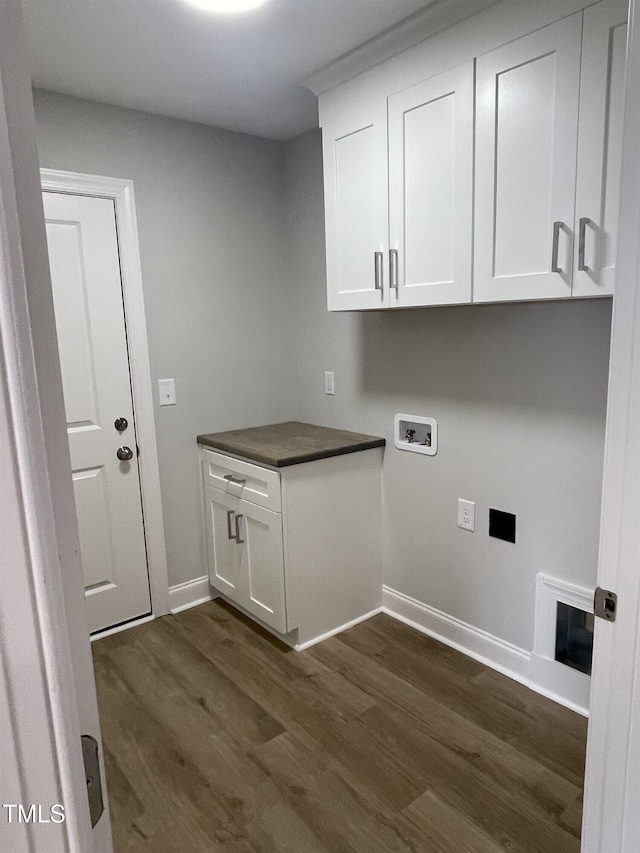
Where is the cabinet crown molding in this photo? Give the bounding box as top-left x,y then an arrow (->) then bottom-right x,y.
302,0 -> 498,96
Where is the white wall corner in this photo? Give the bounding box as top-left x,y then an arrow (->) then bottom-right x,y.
169,575 -> 215,615
382,584 -> 589,717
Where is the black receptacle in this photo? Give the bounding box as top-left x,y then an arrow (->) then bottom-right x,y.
489,508 -> 516,543
555,602 -> 593,676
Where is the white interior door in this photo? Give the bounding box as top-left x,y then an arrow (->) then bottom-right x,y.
388,61 -> 474,307
43,191 -> 151,634
573,0 -> 627,298
474,13 -> 582,302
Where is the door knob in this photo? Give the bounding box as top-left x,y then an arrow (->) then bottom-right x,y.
114,417 -> 128,432
116,446 -> 134,461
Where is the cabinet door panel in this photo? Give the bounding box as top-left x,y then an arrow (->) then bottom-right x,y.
573,0 -> 627,297
474,14 -> 582,302
240,502 -> 287,634
389,62 -> 474,306
204,486 -> 244,599
323,102 -> 388,311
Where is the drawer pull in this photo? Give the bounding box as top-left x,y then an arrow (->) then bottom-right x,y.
235,514 -> 245,544
226,509 -> 237,540
224,474 -> 246,486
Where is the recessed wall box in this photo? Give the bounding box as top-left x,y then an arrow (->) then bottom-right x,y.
394,414 -> 437,456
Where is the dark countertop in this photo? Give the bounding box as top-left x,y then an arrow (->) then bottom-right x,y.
197,421 -> 385,468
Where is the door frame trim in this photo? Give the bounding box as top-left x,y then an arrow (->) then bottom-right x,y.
41,168 -> 170,621
582,0 -> 640,847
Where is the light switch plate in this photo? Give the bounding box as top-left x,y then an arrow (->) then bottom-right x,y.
324,371 -> 335,395
457,498 -> 475,532
158,378 -> 176,406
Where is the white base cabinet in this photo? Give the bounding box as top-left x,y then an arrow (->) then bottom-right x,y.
200,446 -> 383,648
204,485 -> 287,634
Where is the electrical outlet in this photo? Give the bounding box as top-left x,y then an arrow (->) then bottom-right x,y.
158,378 -> 176,406
324,371 -> 335,395
457,498 -> 475,532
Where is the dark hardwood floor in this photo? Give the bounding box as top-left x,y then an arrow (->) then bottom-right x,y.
92,599 -> 587,852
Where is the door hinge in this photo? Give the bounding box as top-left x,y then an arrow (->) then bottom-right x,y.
594,587 -> 617,622
81,735 -> 104,828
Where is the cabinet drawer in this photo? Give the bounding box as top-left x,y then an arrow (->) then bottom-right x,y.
200,448 -> 281,512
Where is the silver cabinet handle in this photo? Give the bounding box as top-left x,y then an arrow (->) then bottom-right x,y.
389,249 -> 399,292
226,509 -> 237,540
578,217 -> 591,271
374,251 -> 383,291
224,474 -> 246,486
235,514 -> 245,544
551,221 -> 564,273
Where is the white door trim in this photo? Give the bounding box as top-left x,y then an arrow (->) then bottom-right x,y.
0,3 -> 106,849
582,0 -> 640,849
41,168 -> 170,622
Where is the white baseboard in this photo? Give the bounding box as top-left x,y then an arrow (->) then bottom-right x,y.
169,575 -> 214,615
294,608 -> 383,652
382,586 -> 589,717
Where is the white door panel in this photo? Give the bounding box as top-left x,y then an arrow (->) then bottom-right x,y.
204,486 -> 244,596
241,501 -> 286,634
474,14 -> 582,302
323,101 -> 389,310
573,0 -> 627,297
205,485 -> 287,634
43,192 -> 151,633
388,61 -> 474,306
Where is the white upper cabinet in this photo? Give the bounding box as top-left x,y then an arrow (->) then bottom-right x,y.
323,101 -> 388,311
319,0 -> 626,310
388,62 -> 474,307
474,14 -> 582,303
573,0 -> 627,297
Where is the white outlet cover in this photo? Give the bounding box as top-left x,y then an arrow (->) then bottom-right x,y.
457,498 -> 475,532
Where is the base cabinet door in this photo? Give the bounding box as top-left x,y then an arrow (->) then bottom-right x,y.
572,0 -> 627,297
474,13 -> 582,302
237,500 -> 287,634
204,485 -> 287,635
323,101 -> 389,311
388,61 -> 474,307
204,485 -> 244,600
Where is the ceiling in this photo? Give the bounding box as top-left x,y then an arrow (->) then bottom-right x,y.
22,0 -> 437,141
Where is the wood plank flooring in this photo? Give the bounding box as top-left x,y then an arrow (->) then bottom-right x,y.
92,599 -> 587,852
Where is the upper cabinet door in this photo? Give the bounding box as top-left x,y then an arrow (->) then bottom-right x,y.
388,62 -> 474,307
573,0 -> 627,298
323,101 -> 389,311
474,14 -> 583,303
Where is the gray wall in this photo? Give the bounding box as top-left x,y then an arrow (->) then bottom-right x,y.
32,92 -> 613,652
33,90 -> 297,588
284,129 -> 612,651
